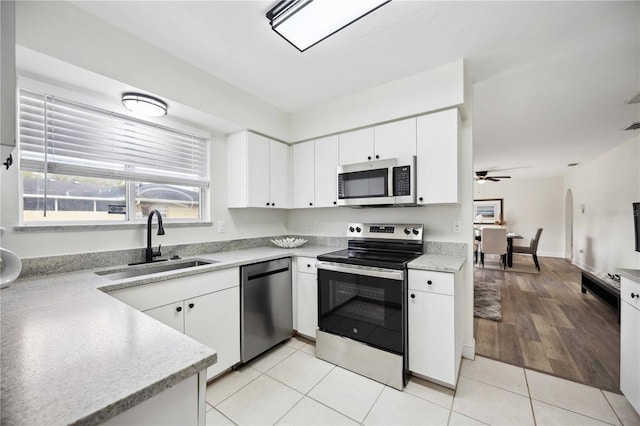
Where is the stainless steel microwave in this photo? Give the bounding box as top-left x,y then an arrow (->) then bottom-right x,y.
337,156 -> 416,207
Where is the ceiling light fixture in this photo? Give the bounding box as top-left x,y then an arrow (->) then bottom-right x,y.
121,93 -> 168,117
266,0 -> 391,52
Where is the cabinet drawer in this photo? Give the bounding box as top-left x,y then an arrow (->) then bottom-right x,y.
621,277 -> 640,307
408,269 -> 454,295
296,257 -> 317,275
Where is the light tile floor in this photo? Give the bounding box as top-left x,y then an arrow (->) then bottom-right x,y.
206,337 -> 640,426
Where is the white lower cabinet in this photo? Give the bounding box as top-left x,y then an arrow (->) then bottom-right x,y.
621,276 -> 640,414
295,257 -> 318,339
103,372 -> 205,426
408,268 -> 463,389
109,267 -> 240,381
185,287 -> 240,379
144,302 -> 185,333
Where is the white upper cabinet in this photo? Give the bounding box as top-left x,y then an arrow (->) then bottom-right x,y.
339,119 -> 416,165
292,141 -> 315,208
1,0 -> 16,148
269,139 -> 291,208
338,127 -> 374,165
314,135 -> 339,207
227,130 -> 291,208
373,118 -> 416,160
245,132 -> 270,207
293,136 -> 339,209
416,109 -> 459,204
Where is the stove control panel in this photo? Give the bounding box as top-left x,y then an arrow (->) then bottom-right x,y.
347,223 -> 423,241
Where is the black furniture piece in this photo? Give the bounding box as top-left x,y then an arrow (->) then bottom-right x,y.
581,270 -> 621,323
512,228 -> 543,270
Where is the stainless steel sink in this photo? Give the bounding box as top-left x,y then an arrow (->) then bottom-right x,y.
96,259 -> 219,280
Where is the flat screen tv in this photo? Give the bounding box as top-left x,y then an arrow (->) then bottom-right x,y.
634,202 -> 640,252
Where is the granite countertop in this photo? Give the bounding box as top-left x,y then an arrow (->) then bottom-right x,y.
408,253 -> 466,273
1,244 -> 465,424
0,245 -> 335,425
617,268 -> 640,283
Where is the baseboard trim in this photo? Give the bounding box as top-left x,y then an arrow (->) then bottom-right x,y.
462,339 -> 475,360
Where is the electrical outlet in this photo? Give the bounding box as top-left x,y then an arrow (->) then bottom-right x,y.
306,220 -> 313,231
217,220 -> 226,233
452,220 -> 461,233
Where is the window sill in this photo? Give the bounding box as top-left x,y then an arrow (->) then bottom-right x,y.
14,221 -> 213,233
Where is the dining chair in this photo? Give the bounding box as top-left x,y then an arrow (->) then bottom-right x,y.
480,227 -> 508,269
512,228 -> 543,270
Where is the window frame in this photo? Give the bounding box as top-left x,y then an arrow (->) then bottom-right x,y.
17,78 -> 211,227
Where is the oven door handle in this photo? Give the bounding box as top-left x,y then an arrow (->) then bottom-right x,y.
316,261 -> 404,281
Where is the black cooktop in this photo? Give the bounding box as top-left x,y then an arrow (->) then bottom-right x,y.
317,247 -> 422,270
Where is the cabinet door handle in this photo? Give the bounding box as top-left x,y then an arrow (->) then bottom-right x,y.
188,303 -> 195,309
307,264 -> 311,268
271,203 -> 275,206
427,280 -> 433,285
632,293 -> 638,299
266,202 -> 270,206
419,197 -> 424,202
309,202 -> 313,206
375,154 -> 379,159
176,306 -> 182,312
367,156 -> 372,160
333,201 -> 337,205
410,294 -> 415,299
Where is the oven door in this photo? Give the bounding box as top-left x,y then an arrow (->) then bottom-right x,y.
316,262 -> 406,355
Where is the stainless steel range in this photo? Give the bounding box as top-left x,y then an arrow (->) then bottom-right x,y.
315,223 -> 424,390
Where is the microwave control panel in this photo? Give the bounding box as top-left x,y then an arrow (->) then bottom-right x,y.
393,165 -> 411,196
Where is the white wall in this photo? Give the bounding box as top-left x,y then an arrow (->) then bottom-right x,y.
473,177 -> 565,257
565,136 -> 640,273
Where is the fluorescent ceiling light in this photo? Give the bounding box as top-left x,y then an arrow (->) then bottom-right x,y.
267,0 -> 391,52
121,93 -> 168,117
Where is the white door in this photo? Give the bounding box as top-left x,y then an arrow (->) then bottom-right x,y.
246,132 -> 271,208
314,135 -> 339,207
416,109 -> 459,204
144,302 -> 185,333
292,141 -> 315,208
296,272 -> 318,339
269,140 -> 291,208
374,118 -> 416,160
339,127 -> 374,165
408,290 -> 455,385
184,287 -> 241,380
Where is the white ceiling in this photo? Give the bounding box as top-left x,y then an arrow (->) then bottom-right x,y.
69,0 -> 639,179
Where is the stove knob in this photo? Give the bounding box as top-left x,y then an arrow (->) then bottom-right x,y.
356,227 -> 361,233
412,228 -> 420,236
404,227 -> 411,235
349,226 -> 355,232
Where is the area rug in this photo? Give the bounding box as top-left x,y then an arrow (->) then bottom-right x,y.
474,281 -> 502,321
474,254 -> 540,275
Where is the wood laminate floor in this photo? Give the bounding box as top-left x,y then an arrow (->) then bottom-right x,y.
474,255 -> 621,393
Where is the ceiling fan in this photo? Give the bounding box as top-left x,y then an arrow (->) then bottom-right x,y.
475,171 -> 511,184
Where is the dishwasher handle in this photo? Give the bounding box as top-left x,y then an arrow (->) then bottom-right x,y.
247,266 -> 290,281
242,258 -> 291,281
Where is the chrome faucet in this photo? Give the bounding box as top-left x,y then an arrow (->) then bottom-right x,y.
145,210 -> 165,263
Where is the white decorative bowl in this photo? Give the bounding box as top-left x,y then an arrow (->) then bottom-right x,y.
1,247 -> 22,289
271,238 -> 307,248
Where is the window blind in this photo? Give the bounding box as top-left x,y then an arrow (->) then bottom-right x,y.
19,89 -> 209,188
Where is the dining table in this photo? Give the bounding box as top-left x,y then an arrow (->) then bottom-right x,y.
475,232 -> 523,267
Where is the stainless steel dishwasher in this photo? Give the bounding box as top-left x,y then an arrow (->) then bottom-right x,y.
240,258 -> 293,363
